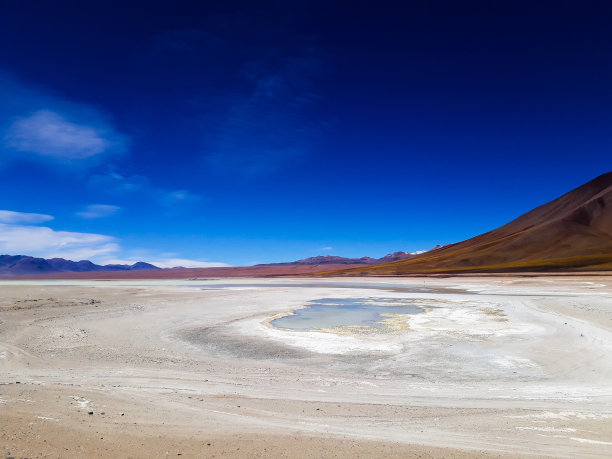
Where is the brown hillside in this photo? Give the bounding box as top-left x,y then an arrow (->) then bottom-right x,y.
335,172 -> 612,275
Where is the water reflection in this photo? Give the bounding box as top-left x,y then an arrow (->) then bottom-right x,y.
270,297 -> 424,331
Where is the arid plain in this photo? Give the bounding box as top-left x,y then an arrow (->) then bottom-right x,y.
1,276 -> 612,458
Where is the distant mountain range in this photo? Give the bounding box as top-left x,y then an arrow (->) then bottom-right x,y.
0,250 -> 427,278
0,255 -> 160,277
259,251 -> 429,266
334,171 -> 612,275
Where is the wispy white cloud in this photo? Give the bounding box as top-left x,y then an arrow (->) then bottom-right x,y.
0,210 -> 54,224
0,222 -> 119,260
160,189 -> 203,215
76,204 -> 121,219
5,110 -> 115,160
162,189 -> 201,204
0,209 -> 228,266
90,170 -> 203,214
0,73 -> 128,166
319,246 -> 333,251
90,171 -> 149,193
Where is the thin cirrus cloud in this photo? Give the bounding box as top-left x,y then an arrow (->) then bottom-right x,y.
160,189 -> 203,216
89,170 -> 203,213
0,208 -> 119,261
0,209 -> 54,224
76,204 -> 121,219
0,209 -> 229,267
0,72 -> 128,165
162,189 -> 201,205
0,220 -> 119,261
5,110 -> 115,160
89,170 -> 149,194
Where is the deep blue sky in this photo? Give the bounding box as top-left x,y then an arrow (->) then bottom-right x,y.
0,0 -> 610,266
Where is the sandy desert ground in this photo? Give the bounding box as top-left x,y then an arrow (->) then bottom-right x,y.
1,276 -> 611,458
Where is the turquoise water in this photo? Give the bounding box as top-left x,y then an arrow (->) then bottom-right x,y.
271,298 -> 424,331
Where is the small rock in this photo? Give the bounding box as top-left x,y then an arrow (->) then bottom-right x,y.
88,411 -> 94,415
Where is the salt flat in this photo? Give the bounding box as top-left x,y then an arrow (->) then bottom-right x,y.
1,276 -> 611,458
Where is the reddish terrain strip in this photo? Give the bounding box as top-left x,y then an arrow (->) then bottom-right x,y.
9,263 -> 368,280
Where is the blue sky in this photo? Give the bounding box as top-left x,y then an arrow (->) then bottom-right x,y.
0,1 -> 611,267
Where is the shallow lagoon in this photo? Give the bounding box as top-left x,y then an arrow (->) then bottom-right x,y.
271,297 -> 425,331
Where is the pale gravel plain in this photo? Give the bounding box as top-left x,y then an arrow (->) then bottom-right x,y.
1,276 -> 611,458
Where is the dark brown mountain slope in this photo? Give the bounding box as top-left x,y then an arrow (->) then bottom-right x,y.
334,172 -> 612,275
